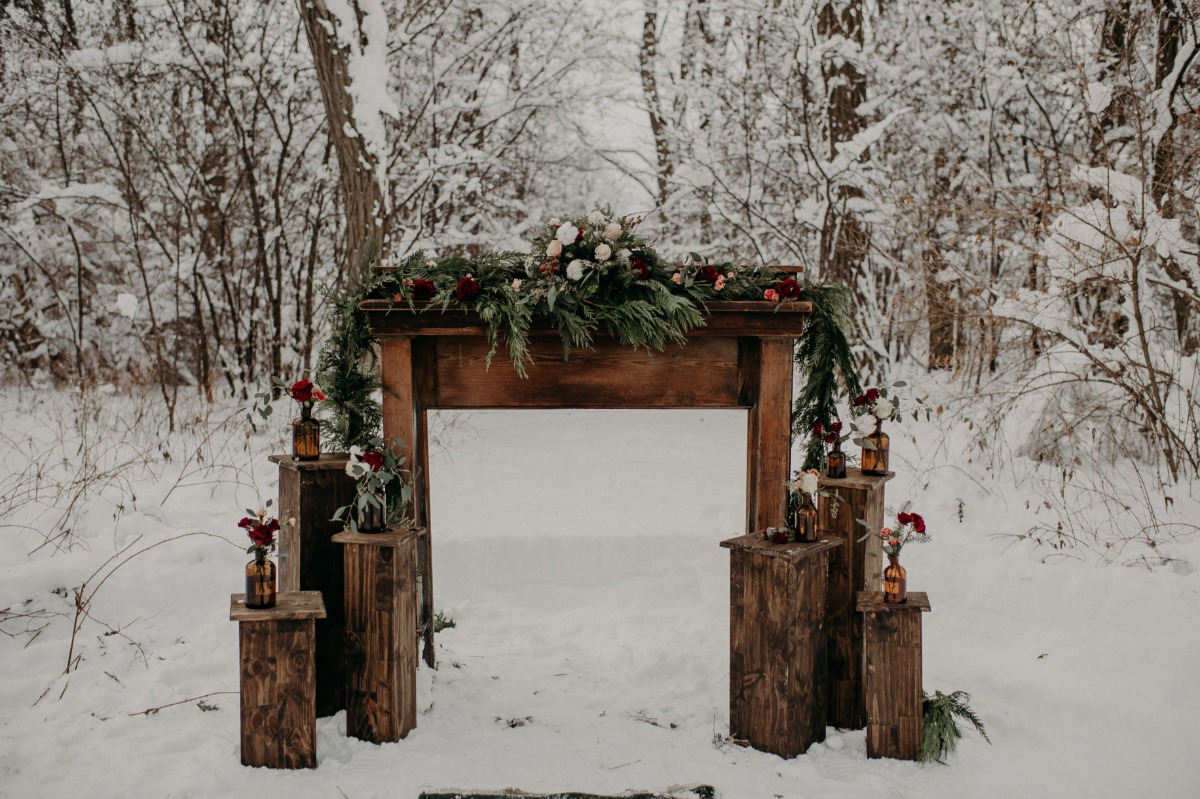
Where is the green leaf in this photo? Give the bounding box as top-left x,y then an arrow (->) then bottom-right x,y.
547,284 -> 557,312
892,380 -> 907,387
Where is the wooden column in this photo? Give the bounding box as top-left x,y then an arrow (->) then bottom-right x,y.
857,591 -> 931,761
269,453 -> 356,716
742,337 -> 795,533
722,533 -> 839,758
230,591 -> 326,769
818,467 -> 892,729
334,527 -> 420,743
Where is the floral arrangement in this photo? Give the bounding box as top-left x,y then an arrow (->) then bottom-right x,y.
850,385 -> 902,439
335,436 -> 413,532
813,419 -> 848,448
239,502 -> 280,555
792,468 -> 820,500
248,376 -> 327,427
287,378 -> 326,411
877,504 -> 929,555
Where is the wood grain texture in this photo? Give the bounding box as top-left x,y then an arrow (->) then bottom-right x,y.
746,338 -> 794,533
236,616 -> 319,768
380,337 -> 417,524
229,591 -> 327,622
818,470 -> 889,729
415,407 -> 435,668
269,456 -> 356,716
858,591 -> 930,761
720,534 -> 840,559
425,336 -> 741,409
338,529 -> 419,743
728,541 -> 831,759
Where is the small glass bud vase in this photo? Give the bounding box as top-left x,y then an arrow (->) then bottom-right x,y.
245,549 -> 277,609
795,494 -> 818,542
883,553 -> 907,604
292,404 -> 320,461
355,487 -> 387,533
861,419 -> 890,476
826,439 -> 847,479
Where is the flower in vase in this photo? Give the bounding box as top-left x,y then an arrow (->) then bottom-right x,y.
854,414 -> 878,437
874,398 -> 895,419
799,469 -> 819,496
289,379 -> 314,403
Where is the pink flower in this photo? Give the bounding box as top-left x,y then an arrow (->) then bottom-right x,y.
714,275 -> 726,291
764,288 -> 780,302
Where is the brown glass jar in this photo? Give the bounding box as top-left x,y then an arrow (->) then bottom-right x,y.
861,419 -> 890,476
292,405 -> 320,461
795,494 -> 818,542
826,439 -> 847,479
883,553 -> 907,604
245,549 -> 277,609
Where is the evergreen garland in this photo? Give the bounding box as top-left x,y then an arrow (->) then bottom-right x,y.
791,280 -> 863,471
920,690 -> 991,764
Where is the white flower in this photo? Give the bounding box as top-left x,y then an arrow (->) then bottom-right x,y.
556,223 -> 579,246
800,471 -> 819,496
874,398 -> 894,419
549,217 -> 562,227
566,259 -> 586,281
546,239 -> 563,257
616,248 -> 631,261
524,256 -> 536,276
511,278 -> 522,291
604,221 -> 622,240
854,414 -> 878,437
588,209 -> 606,226
425,259 -> 437,268
594,243 -> 612,262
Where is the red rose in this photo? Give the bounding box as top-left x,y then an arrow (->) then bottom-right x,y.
455,275 -> 480,302
630,257 -> 650,280
824,433 -> 837,444
362,450 -> 384,471
238,517 -> 255,529
812,422 -> 823,436
410,279 -> 436,302
289,379 -> 313,403
776,278 -> 802,299
698,265 -> 720,283
866,387 -> 880,403
912,514 -> 926,534
831,421 -> 842,433
575,227 -> 584,243
897,512 -> 912,526
853,394 -> 866,407
772,530 -> 790,544
249,522 -> 276,548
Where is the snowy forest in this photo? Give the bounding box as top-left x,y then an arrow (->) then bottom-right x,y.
2,1 -> 1199,797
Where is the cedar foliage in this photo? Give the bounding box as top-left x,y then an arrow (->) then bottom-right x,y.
920,689 -> 990,764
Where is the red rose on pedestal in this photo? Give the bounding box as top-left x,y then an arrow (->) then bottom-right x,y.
456,275 -> 480,302
289,379 -> 314,403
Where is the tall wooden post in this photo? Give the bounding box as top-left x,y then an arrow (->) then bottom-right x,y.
722,534 -> 839,758
230,591 -> 326,769
270,453 -> 356,716
742,337 -> 795,533
857,591 -> 931,761
334,527 -> 420,743
818,467 -> 892,729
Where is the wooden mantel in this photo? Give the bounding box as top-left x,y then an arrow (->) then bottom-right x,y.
363,299 -> 811,666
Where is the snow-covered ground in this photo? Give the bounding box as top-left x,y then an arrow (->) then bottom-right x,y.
1,392 -> 1198,798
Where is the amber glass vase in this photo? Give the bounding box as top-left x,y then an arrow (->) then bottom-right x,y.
292,405 -> 320,461
826,439 -> 847,479
883,553 -> 907,604
245,549 -> 277,609
794,494 -> 818,542
354,486 -> 387,533
861,419 -> 890,476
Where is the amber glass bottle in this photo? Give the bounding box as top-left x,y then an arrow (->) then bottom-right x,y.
883,554 -> 907,604
245,549 -> 277,609
355,487 -> 387,533
795,494 -> 819,542
292,404 -> 320,461
860,419 -> 890,476
826,439 -> 847,479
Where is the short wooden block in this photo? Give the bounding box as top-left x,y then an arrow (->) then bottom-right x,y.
721,534 -> 840,758
856,590 -> 931,762
230,591 -> 327,769
270,453 -> 358,717
818,468 -> 893,729
334,526 -> 421,744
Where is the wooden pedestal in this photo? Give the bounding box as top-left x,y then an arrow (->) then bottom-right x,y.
857,591 -> 931,761
721,533 -> 839,758
269,453 -> 357,717
230,591 -> 327,769
818,468 -> 893,729
333,526 -> 420,744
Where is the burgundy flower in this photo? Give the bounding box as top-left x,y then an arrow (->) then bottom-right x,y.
772,530 -> 790,544
238,517 -> 255,529
248,520 -> 278,549
776,278 -> 802,299
455,275 -> 480,302
897,512 -> 913,526
289,379 -> 313,404
866,387 -> 880,403
824,433 -> 837,444
362,451 -> 384,472
831,421 -> 843,434
698,265 -> 720,283
812,422 -> 823,436
912,514 -> 926,534
409,279 -> 436,302
575,227 -> 584,243
853,394 -> 866,407
630,257 -> 650,280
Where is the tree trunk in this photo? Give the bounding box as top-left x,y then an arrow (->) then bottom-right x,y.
296,0 -> 390,278
639,4 -> 673,212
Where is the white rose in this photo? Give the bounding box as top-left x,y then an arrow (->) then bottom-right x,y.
546,239 -> 563,257
616,248 -> 631,260
588,209 -> 606,225
594,243 -> 612,262
511,278 -> 522,291
566,259 -> 586,281
549,217 -> 562,227
604,221 -> 622,241
854,414 -> 878,437
800,472 -> 819,496
556,223 -> 579,246
874,398 -> 894,419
